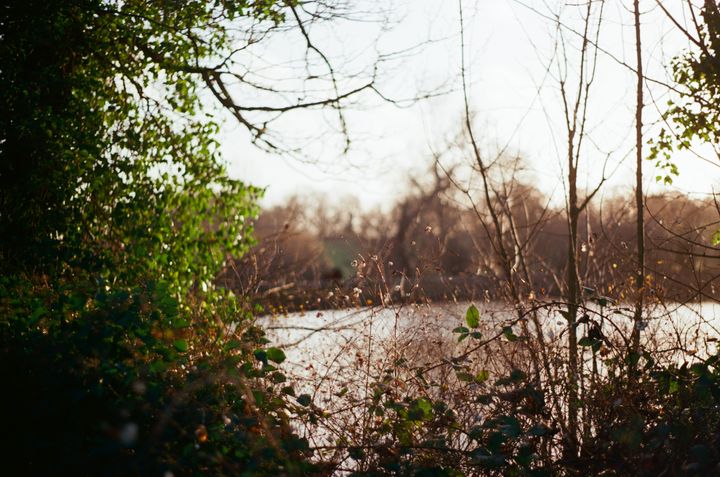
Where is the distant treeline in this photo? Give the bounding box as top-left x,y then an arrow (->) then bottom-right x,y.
217,177 -> 720,311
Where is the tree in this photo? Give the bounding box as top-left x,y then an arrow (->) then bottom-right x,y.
651,1 -> 720,195
0,0 -> 377,289
0,1 -> 378,473
1,0 -> 264,287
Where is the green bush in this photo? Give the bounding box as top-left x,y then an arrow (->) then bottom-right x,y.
1,276 -> 317,475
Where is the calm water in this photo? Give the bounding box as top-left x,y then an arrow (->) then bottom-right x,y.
254,301 -> 720,453
258,301 -> 720,393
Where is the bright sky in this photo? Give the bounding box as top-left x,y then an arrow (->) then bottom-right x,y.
219,0 -> 720,211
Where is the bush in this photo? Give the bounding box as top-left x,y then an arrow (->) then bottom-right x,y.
0,276 -> 317,475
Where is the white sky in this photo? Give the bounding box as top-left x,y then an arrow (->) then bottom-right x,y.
218,0 -> 720,211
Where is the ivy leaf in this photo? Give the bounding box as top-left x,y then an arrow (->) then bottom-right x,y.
173,339 -> 188,352
172,318 -> 190,329
578,337 -> 594,347
466,304 -> 480,328
223,339 -> 241,351
502,326 -> 518,342
271,372 -> 287,383
297,394 -> 312,406
266,347 -> 286,364
253,349 -> 268,365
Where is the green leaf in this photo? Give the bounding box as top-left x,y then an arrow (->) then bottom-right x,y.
502,326 -> 518,342
149,360 -> 168,374
223,339 -> 242,351
497,415 -> 521,438
476,394 -> 493,404
466,304 -> 480,328
712,230 -> 720,246
29,306 -> 47,324
271,372 -> 287,383
253,349 -> 267,364
266,347 -> 286,364
476,370 -> 490,383
453,326 -> 469,334
297,394 -> 312,406
410,397 -> 433,421
172,318 -> 190,329
578,337 -> 594,347
348,447 -> 366,460
456,372 -> 474,382
252,389 -> 266,406
173,339 -> 188,352
627,351 -> 641,366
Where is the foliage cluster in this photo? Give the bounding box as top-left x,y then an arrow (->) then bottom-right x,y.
649,2 -> 720,196
1,277 -> 318,475
0,0 -> 316,475
0,0 -> 271,287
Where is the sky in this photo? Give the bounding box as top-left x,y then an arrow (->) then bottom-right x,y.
218,0 -> 720,211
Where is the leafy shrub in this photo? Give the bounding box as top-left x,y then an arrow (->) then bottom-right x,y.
0,276 -> 317,476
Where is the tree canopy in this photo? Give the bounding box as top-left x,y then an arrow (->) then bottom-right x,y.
650,1 -> 720,187
0,0 -> 364,289
0,1 -> 336,473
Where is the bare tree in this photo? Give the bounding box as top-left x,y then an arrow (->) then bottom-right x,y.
631,0 -> 646,369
